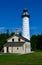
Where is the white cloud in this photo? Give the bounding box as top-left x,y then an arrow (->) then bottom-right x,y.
30,27 -> 38,30
0,27 -> 5,30
30,26 -> 42,30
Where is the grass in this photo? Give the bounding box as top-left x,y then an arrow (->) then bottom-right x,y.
0,51 -> 42,65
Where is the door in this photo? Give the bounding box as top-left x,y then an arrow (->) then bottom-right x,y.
7,47 -> 8,52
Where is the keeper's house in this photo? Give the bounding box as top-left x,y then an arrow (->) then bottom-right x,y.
4,30 -> 31,54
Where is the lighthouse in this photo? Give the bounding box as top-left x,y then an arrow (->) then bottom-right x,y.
21,9 -> 30,40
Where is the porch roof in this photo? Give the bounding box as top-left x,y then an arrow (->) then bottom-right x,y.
4,42 -> 25,47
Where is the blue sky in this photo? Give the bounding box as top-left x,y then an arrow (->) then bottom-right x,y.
0,0 -> 42,36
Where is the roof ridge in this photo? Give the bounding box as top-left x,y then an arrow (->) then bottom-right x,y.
7,34 -> 30,42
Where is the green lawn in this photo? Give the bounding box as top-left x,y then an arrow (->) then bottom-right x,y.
0,52 -> 42,65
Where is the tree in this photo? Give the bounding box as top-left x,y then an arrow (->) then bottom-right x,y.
31,34 -> 42,51
19,33 -> 22,36
10,32 -> 15,36
0,33 -> 7,51
6,29 -> 10,39
31,35 -> 37,50
0,29 -> 10,51
36,34 -> 42,50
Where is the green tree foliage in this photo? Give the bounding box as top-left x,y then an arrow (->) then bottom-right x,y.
6,29 -> 10,38
0,29 -> 10,51
10,32 -> 15,36
31,34 -> 42,51
0,33 -> 7,51
19,33 -> 22,36
31,35 -> 37,50
36,35 -> 42,50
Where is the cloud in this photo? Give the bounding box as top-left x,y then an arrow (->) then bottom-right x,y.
30,27 -> 38,30
30,26 -> 42,30
0,27 -> 5,30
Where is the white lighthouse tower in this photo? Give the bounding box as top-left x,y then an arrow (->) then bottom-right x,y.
22,9 -> 30,40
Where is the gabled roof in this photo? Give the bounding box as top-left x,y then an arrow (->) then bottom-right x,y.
7,34 -> 30,42
4,42 -> 25,47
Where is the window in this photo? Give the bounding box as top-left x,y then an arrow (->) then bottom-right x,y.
12,39 -> 14,42
17,48 -> 18,50
18,38 -> 20,42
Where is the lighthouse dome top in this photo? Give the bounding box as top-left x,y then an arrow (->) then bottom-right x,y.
23,8 -> 28,12
21,8 -> 30,18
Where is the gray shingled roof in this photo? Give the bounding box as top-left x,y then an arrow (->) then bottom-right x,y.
4,42 -> 25,47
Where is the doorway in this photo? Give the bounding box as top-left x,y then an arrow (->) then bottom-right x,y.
7,47 -> 8,52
